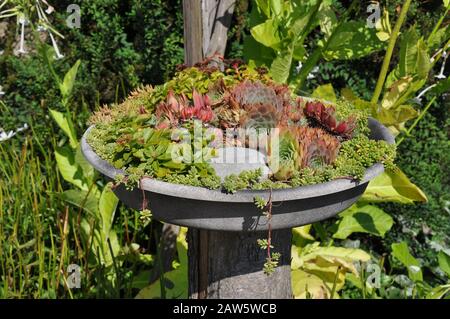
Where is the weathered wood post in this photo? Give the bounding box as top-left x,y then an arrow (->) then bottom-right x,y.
182,0 -> 293,299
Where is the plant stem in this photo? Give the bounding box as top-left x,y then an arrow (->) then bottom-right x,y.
371,0 -> 412,104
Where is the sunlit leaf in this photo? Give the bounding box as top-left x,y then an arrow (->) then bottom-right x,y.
99,186 -> 119,237
334,204 -> 393,239
322,22 -> 384,60
250,19 -> 281,49
49,108 -> 78,148
55,146 -> 89,191
362,169 -> 427,204
60,60 -> 81,98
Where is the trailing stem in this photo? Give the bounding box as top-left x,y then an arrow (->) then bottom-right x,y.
255,189 -> 281,275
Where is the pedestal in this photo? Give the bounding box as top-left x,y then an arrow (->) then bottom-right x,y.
188,229 -> 292,299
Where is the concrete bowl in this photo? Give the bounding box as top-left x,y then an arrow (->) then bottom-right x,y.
81,118 -> 394,231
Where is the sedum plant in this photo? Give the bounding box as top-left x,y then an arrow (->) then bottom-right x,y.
87,58 -> 396,191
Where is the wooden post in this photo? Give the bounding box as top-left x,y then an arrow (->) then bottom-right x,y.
188,230 -> 292,299
183,0 -> 293,299
183,0 -> 203,66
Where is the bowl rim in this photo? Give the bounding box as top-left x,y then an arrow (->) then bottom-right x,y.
81,117 -> 394,203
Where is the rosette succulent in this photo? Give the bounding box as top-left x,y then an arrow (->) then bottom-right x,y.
304,100 -> 356,139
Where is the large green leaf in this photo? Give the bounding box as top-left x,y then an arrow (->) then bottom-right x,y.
438,251 -> 450,278
49,108 -> 78,148
399,28 -> 419,77
333,204 -> 393,239
322,21 -> 384,60
301,246 -> 370,264
75,145 -> 95,183
60,189 -> 99,217
391,242 -> 423,282
250,18 -> 281,49
99,186 -> 119,237
362,169 -> 428,204
292,269 -> 330,299
60,60 -> 81,99
415,39 -> 431,79
270,43 -> 294,83
55,146 -> 89,191
254,0 -> 271,18
375,104 -> 418,126
292,244 -> 369,298
243,35 -> 276,67
318,6 -> 337,40
427,24 -> 450,51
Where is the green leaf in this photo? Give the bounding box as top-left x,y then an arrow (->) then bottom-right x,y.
415,39 -> 431,79
322,21 -> 384,60
333,205 -> 393,239
438,251 -> 450,278
60,189 -> 99,217
362,169 -> 428,204
427,24 -> 450,51
55,146 -> 89,191
269,0 -> 282,16
254,0 -> 271,18
250,19 -> 281,49
49,108 -> 78,148
399,28 -> 419,77
375,104 -> 418,126
99,186 -> 118,237
292,269 -> 330,299
243,35 -> 276,68
75,145 -> 95,182
302,246 -> 370,263
318,6 -> 338,40
270,43 -> 294,83
391,242 -> 423,282
311,83 -> 336,102
60,60 -> 81,99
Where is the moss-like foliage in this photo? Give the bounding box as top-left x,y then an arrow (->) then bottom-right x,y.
87,59 -> 396,191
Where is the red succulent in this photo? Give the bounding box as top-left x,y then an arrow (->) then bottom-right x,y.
304,101 -> 356,139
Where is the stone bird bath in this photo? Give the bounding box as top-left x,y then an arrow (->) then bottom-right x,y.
82,118 -> 394,299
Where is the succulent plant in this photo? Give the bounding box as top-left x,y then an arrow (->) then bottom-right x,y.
231,80 -> 284,110
304,100 -> 356,139
268,128 -> 301,181
155,90 -> 215,128
297,127 -> 340,169
240,103 -> 279,129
